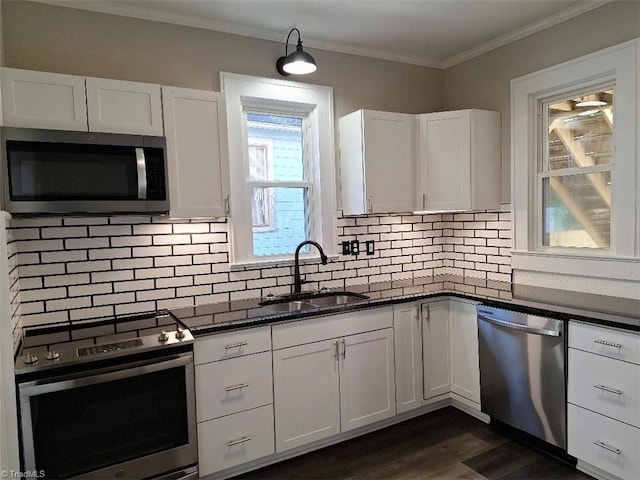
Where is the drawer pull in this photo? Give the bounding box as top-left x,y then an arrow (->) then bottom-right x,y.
594,384 -> 622,395
594,339 -> 623,349
228,436 -> 251,447
225,383 -> 249,392
593,440 -> 621,455
225,342 -> 248,350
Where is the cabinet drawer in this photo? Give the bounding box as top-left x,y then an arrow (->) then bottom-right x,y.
195,351 -> 273,421
194,326 -> 271,364
569,349 -> 639,427
272,307 -> 393,350
197,405 -> 275,476
568,405 -> 640,480
569,322 -> 640,365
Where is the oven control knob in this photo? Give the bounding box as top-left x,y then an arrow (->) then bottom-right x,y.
175,326 -> 186,340
158,330 -> 169,342
23,352 -> 39,364
46,349 -> 60,361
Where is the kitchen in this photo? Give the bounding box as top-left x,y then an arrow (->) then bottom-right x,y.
0,0 -> 639,479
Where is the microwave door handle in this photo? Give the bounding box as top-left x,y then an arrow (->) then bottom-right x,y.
136,148 -> 147,199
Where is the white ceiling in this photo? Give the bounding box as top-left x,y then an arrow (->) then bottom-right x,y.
36,0 -> 612,68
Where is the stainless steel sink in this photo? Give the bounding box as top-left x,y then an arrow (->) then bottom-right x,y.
305,292 -> 369,306
260,291 -> 369,312
264,300 -> 318,312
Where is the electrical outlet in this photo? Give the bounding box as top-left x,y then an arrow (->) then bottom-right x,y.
365,240 -> 375,255
341,241 -> 351,255
350,239 -> 360,255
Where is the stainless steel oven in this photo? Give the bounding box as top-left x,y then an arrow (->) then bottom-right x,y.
15,314 -> 197,480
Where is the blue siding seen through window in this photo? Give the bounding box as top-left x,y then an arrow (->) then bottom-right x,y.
246,113 -> 309,256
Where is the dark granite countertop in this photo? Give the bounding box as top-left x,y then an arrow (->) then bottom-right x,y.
170,275 -> 640,336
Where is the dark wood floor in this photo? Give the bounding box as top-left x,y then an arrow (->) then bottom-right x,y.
235,407 -> 592,480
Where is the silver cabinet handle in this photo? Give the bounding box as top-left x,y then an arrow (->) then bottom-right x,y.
341,339 -> 346,359
422,193 -> 426,210
333,340 -> 339,360
225,383 -> 248,392
594,339 -> 623,349
135,148 -> 147,200
594,384 -> 622,395
367,196 -> 372,213
224,195 -> 230,215
593,440 -> 621,455
225,342 -> 247,350
228,436 -> 251,447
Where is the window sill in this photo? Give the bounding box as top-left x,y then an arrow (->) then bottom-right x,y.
511,250 -> 640,299
230,254 -> 340,271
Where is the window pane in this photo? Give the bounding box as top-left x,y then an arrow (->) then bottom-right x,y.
542,172 -> 611,249
547,89 -> 613,170
247,113 -> 304,181
252,187 -> 308,257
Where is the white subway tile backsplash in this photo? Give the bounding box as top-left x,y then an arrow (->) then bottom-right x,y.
8,210 -> 512,327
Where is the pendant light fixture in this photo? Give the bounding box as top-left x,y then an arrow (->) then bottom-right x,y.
276,27 -> 317,76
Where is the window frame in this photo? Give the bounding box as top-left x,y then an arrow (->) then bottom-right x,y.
221,73 -> 337,267
511,39 -> 639,298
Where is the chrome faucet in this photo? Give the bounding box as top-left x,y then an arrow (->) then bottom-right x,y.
293,240 -> 328,294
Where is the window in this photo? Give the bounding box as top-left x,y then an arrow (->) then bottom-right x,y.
222,73 -> 337,266
541,87 -> 613,250
511,39 -> 639,298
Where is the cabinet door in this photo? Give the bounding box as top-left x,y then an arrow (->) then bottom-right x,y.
418,111 -> 471,211
1,68 -> 87,131
340,328 -> 396,432
339,110 -> 414,215
393,303 -> 423,414
162,87 -> 230,219
422,301 -> 451,399
449,300 -> 481,405
362,111 -> 415,214
86,77 -> 163,135
273,340 -> 340,452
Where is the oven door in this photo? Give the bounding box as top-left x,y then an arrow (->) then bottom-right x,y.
18,353 -> 197,479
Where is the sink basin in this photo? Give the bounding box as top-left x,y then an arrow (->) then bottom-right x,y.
260,291 -> 369,312
305,292 -> 369,306
264,300 -> 318,312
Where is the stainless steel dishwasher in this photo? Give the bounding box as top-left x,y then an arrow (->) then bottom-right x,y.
477,305 -> 567,449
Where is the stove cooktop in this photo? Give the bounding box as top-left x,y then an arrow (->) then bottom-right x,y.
15,310 -> 193,375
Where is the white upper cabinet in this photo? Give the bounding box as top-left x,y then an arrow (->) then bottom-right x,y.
417,109 -> 500,212
0,68 -> 87,131
162,87 -> 230,219
86,77 -> 163,135
1,68 -> 163,136
339,110 -> 415,215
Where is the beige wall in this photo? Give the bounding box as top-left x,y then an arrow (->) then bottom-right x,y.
1,1 -> 443,120
443,0 -> 640,204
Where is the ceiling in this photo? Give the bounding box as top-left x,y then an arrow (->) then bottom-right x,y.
36,0 -> 612,68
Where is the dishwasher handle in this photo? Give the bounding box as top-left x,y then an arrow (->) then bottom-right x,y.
478,314 -> 561,337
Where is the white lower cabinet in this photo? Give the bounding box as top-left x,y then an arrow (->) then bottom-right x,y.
422,300 -> 451,399
569,405 -> 639,480
449,300 -> 481,405
393,303 -> 423,413
272,308 -> 395,452
421,299 -> 480,407
197,404 -> 275,476
194,328 -> 274,477
568,321 -> 640,480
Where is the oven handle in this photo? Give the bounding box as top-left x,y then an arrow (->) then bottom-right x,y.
18,352 -> 193,397
478,314 -> 561,337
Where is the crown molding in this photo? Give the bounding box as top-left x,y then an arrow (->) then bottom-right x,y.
33,0 -> 613,71
441,0 -> 613,68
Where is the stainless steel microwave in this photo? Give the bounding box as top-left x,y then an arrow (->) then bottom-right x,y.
1,127 -> 169,215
